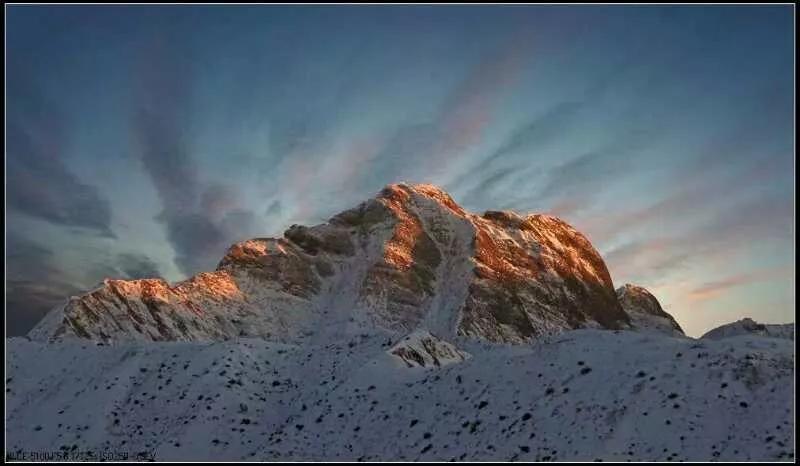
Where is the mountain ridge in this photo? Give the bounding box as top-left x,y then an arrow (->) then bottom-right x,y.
701,317 -> 794,341
29,182 -> 657,345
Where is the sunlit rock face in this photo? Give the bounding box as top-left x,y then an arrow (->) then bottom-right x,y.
616,284 -> 685,336
30,183 -> 633,345
459,211 -> 629,343
27,274 -> 247,343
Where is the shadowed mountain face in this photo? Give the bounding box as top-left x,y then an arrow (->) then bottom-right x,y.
616,284 -> 685,336
30,183 -> 646,345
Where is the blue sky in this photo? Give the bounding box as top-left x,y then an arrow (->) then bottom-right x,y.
6,5 -> 795,336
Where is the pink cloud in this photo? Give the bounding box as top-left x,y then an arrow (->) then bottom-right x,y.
687,266 -> 792,302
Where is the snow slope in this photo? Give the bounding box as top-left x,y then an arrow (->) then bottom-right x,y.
702,318 -> 794,341
6,329 -> 794,461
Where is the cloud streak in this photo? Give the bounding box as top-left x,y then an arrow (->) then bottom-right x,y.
687,266 -> 792,302
603,190 -> 793,286
355,28 -> 535,196
6,72 -> 115,237
117,253 -> 162,279
131,35 -> 259,276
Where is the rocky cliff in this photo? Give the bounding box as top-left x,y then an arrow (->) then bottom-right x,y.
31,183 -> 644,345
616,284 -> 684,336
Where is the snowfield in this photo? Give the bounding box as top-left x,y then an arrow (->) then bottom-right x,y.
6,329 -> 794,462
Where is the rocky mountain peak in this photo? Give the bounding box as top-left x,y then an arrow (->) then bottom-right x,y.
616,284 -> 684,336
31,183 -> 649,345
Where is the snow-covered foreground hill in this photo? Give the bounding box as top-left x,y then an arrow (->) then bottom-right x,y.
6,329 -> 794,462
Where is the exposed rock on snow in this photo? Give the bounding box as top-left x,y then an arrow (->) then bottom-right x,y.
702,318 -> 794,341
388,329 -> 470,368
29,183 -> 631,345
616,284 -> 684,336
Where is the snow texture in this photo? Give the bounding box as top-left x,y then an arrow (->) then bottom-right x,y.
702,318 -> 794,341
6,329 -> 794,461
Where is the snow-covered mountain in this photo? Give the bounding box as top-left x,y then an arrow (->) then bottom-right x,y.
616,284 -> 685,337
29,183 -> 633,346
702,318 -> 794,341
8,183 -> 794,461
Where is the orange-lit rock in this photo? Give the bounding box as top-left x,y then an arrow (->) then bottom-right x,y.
32,183 -> 640,345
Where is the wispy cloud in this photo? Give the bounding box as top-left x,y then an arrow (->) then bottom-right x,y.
450,101 -> 583,205
603,191 -> 793,286
578,148 -> 788,247
117,253 -> 162,279
426,31 -> 530,172
449,40 -> 660,212
535,129 -> 654,206
131,35 -> 260,276
357,28 -> 535,193
687,266 -> 792,302
265,28 -> 537,225
6,71 -> 114,238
